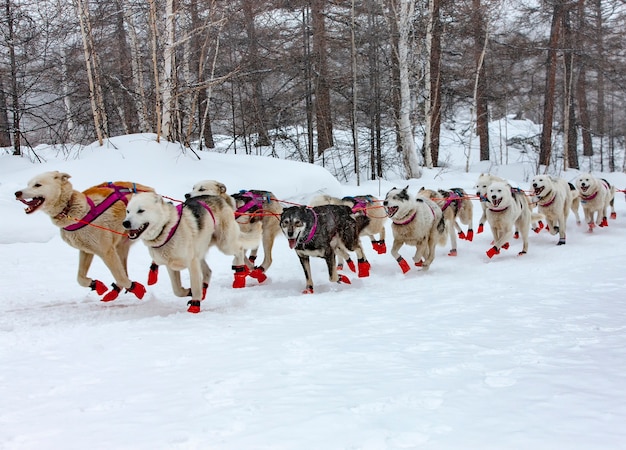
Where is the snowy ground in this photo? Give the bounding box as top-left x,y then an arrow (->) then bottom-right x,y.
1,132 -> 626,449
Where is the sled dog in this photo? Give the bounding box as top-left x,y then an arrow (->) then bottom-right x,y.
484,181 -> 532,258
309,194 -> 386,275
123,192 -> 245,313
574,173 -> 616,231
15,171 -> 153,302
530,174 -> 581,244
418,187 -> 474,256
383,186 -> 447,273
475,173 -> 507,234
187,180 -> 283,283
280,204 -> 369,293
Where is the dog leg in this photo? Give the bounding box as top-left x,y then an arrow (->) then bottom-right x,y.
391,240 -> 410,273
77,251 -> 104,293
187,258 -> 204,313
298,254 -> 314,294
325,251 -> 350,285
98,248 -> 145,301
167,268 -> 191,297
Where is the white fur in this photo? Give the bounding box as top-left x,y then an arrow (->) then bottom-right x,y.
530,175 -> 580,244
575,173 -> 616,230
485,181 -> 532,256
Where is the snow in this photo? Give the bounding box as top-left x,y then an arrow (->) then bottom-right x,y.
1,129 -> 626,449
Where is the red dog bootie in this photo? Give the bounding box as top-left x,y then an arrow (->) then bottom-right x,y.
357,259 -> 370,278
187,300 -> 201,313
486,246 -> 500,259
250,267 -> 268,283
477,224 -> 484,234
397,257 -> 410,274
147,262 -> 159,285
127,281 -> 146,299
232,265 -> 248,288
466,229 -> 474,242
90,279 -> 108,295
101,283 -> 122,302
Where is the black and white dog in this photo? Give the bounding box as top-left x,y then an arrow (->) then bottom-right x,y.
280,204 -> 370,293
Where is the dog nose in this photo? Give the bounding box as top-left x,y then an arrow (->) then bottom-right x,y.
383,201 -> 388,206
122,220 -> 131,229
184,193 -> 191,199
532,183 -> 537,188
491,195 -> 497,200
15,190 -> 22,198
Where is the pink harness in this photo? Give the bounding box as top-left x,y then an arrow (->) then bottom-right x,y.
63,183 -> 140,231
301,208 -> 319,244
152,200 -> 216,249
235,191 -> 269,217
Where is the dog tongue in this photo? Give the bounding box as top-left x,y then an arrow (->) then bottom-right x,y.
288,238 -> 297,249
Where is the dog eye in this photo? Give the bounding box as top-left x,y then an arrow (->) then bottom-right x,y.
137,209 -> 144,214
198,187 -> 205,192
34,183 -> 41,188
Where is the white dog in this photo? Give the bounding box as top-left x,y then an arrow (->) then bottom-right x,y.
484,181 -> 532,258
530,175 -> 581,245
123,192 -> 245,313
575,173 -> 616,231
383,186 -> 447,273
475,173 -> 507,234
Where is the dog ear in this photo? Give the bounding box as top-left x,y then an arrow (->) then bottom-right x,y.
54,171 -> 71,182
217,182 -> 227,194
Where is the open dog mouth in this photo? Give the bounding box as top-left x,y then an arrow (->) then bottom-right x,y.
126,223 -> 148,240
385,206 -> 398,218
580,184 -> 589,192
16,196 -> 44,214
533,186 -> 544,196
491,197 -> 502,207
288,238 -> 298,249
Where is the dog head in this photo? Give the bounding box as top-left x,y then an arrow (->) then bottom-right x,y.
575,173 -> 597,195
486,181 -> 513,208
15,171 -> 73,215
280,206 -> 313,249
474,173 -> 500,199
186,180 -> 228,199
383,186 -> 413,220
123,192 -> 170,241
531,175 -> 552,198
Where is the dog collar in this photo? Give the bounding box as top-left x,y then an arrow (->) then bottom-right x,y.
579,190 -> 597,202
392,211 -> 416,225
538,192 -> 557,207
301,208 -> 318,244
152,203 -> 184,249
487,203 -> 508,212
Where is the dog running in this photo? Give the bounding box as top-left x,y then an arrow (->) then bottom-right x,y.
484,181 -> 533,258
309,193 -> 386,276
15,171 -> 153,302
418,187 -> 474,256
280,204 -> 369,293
123,191 -> 246,313
530,174 -> 581,244
575,173 -> 616,232
383,186 -> 447,273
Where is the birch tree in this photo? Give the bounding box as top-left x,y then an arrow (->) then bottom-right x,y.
388,0 -> 422,178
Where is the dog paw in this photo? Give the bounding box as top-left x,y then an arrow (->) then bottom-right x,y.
101,283 -> 121,302
187,300 -> 201,313
477,224 -> 484,234
127,281 -> 146,300
457,231 -> 466,240
611,212 -> 617,220
338,274 -> 352,284
357,260 -> 370,278
486,246 -> 499,259
557,238 -> 566,245
466,230 -> 474,242
250,267 -> 268,283
90,279 -> 108,295
448,249 -> 457,256
397,258 -> 411,274
302,286 -> 314,294
346,259 -> 356,273
147,262 -> 159,285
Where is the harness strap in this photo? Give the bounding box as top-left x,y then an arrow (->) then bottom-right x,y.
392,211 -> 417,225
152,204 -> 184,248
301,208 -> 318,244
235,191 -> 266,217
539,192 -> 557,207
63,183 -> 140,231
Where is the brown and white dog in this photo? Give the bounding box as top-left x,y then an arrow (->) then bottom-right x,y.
15,171 -> 153,301
186,180 -> 283,283
309,193 -> 386,276
123,192 -> 246,313
575,173 -> 616,231
383,186 -> 447,273
484,181 -> 532,258
530,174 -> 580,244
418,187 -> 474,256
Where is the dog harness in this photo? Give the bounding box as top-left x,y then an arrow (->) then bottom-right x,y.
63,182 -> 143,231
234,190 -> 270,218
537,192 -> 557,207
346,195 -> 374,215
440,189 -> 463,212
152,200 -> 216,249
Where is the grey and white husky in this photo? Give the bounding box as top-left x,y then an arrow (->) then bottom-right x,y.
280,204 -> 370,293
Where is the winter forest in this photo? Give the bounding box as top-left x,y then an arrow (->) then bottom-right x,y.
1,0 -> 625,179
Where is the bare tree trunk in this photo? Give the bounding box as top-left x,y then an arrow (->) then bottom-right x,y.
429,0 -> 442,168
61,48 -> 75,142
562,7 -> 578,170
593,0 -> 605,166
351,0 -> 360,184
473,0 -> 490,162
576,0 -> 592,160
123,0 -> 152,133
367,0 -> 382,179
148,0 -> 162,142
539,1 -> 563,169
161,0 -> 176,142
302,5 -> 315,163
423,0 -> 435,169
75,0 -> 107,146
0,76 -> 11,147
243,0 -> 271,147
393,0 -> 422,178
311,0 -> 334,154
4,0 -> 20,154
113,0 -> 136,134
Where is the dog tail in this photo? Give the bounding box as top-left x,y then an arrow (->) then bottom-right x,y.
436,215 -> 447,246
